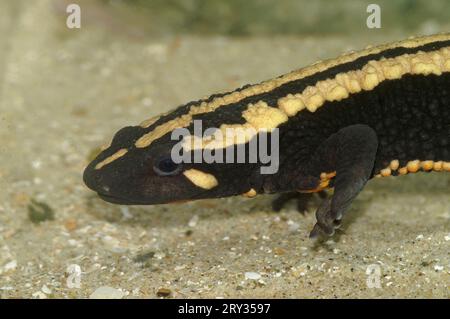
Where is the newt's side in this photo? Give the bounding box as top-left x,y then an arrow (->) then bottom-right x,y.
84,34 -> 450,238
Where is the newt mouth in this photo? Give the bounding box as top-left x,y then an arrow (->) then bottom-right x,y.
97,193 -> 199,206
97,192 -> 181,205
97,193 -> 147,205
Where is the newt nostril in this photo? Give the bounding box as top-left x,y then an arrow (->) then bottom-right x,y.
100,185 -> 110,194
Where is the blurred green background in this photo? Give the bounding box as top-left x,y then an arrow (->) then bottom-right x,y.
71,0 -> 449,36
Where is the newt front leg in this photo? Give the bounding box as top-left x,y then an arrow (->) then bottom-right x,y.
308,124 -> 378,237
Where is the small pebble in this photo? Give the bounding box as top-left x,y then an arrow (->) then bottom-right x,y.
64,219 -> 78,231
174,265 -> 186,271
287,220 -> 300,232
433,265 -> 444,271
120,206 -> 133,220
89,286 -> 125,299
102,236 -> 127,253
154,252 -> 166,259
188,215 -> 199,227
28,199 -> 54,224
134,251 -> 155,263
244,272 -> 261,280
41,285 -> 52,294
273,247 -> 286,255
32,291 -> 47,299
156,288 -> 171,297
3,260 -> 17,272
141,97 -> 153,107
132,288 -> 140,295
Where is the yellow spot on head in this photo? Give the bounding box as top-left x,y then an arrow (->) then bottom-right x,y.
183,169 -> 218,190
95,148 -> 128,169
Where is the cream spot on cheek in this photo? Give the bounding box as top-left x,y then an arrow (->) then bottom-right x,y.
183,169 -> 218,190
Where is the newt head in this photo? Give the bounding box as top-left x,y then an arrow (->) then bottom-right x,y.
83,120 -> 258,205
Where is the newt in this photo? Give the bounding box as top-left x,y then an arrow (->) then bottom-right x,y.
84,34 -> 450,238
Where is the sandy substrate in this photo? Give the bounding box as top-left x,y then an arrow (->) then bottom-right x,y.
0,1 -> 448,298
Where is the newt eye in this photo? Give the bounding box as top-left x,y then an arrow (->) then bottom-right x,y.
153,156 -> 182,176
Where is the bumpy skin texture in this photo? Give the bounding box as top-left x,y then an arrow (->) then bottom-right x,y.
84,34 -> 450,238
